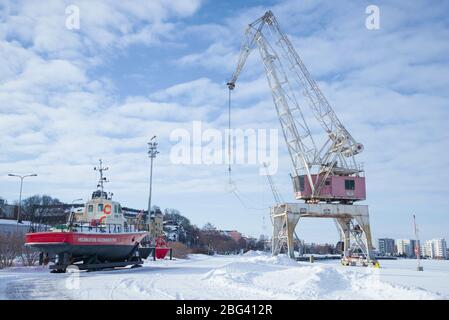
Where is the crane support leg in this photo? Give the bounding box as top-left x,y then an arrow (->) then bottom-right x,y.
335,217 -> 351,258
271,205 -> 300,258
271,203 -> 377,266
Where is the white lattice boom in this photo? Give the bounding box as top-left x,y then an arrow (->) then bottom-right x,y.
228,11 -> 377,265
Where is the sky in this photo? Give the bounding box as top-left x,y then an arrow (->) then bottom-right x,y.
0,0 -> 448,244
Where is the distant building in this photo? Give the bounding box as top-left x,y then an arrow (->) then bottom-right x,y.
0,199 -> 16,219
423,241 -> 432,258
149,208 -> 164,238
396,239 -> 417,257
378,238 -> 395,255
424,239 -> 448,259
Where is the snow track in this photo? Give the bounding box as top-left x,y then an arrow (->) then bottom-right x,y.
0,253 -> 447,300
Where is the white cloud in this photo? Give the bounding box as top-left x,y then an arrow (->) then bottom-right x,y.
158,0 -> 449,239
2,58 -> 87,91
151,77 -> 225,107
0,0 -> 204,197
0,0 -> 448,240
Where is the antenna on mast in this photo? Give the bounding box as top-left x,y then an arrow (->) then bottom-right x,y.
94,159 -> 109,198
147,136 -> 159,216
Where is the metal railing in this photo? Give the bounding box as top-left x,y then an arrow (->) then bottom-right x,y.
28,221 -> 141,234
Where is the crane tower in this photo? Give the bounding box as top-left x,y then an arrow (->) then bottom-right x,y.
228,11 -> 376,266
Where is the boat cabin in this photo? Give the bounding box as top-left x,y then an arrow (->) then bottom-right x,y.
73,190 -> 126,227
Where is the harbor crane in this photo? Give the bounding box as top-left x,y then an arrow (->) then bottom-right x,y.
228,11 -> 376,266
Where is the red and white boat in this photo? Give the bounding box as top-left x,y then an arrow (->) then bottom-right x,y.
25,160 -> 149,272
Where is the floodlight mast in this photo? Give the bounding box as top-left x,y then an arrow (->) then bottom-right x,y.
227,11 -> 364,201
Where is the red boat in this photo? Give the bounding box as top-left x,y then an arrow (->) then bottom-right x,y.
25,160 -> 150,272
26,230 -> 148,262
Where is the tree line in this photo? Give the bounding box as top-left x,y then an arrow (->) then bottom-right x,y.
159,208 -> 266,256
1,195 -> 267,258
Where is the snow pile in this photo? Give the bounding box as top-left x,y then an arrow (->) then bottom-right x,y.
242,250 -> 264,257
1,254 -> 447,299
248,254 -> 300,267
242,250 -> 300,266
203,263 -> 259,285
0,219 -> 32,225
1,266 -> 48,273
200,255 -> 444,299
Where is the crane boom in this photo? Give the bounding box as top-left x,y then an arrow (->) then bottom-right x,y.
228,11 -> 365,202
229,11 -> 376,267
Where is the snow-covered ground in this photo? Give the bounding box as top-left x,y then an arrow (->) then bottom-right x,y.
1,252 -> 448,300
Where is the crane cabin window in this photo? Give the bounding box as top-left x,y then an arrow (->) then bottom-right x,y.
299,176 -> 305,191
345,179 -> 355,190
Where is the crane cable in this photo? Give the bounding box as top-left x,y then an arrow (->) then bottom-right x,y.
228,87 -> 232,184
227,87 -> 269,212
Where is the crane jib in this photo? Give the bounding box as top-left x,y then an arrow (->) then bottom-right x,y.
228,10 -> 365,202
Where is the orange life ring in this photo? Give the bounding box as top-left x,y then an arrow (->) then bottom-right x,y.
103,204 -> 112,215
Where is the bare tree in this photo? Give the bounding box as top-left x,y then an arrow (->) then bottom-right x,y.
0,231 -> 39,268
0,232 -> 23,268
20,244 -> 39,266
168,241 -> 190,259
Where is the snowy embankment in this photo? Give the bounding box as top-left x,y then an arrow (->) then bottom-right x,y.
0,252 -> 448,300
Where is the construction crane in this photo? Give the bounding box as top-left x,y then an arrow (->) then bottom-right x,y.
228,11 -> 377,266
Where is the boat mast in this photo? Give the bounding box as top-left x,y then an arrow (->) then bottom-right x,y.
94,159 -> 109,198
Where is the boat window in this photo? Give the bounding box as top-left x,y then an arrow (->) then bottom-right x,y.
345,179 -> 355,190
98,203 -> 103,212
118,205 -> 122,213
88,205 -> 93,213
114,204 -> 118,213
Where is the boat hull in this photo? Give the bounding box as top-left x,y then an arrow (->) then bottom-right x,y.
25,231 -> 148,261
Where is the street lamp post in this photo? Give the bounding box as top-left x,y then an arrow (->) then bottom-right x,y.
8,173 -> 37,223
147,136 -> 159,217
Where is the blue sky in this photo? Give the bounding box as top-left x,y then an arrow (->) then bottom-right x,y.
0,0 -> 448,244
